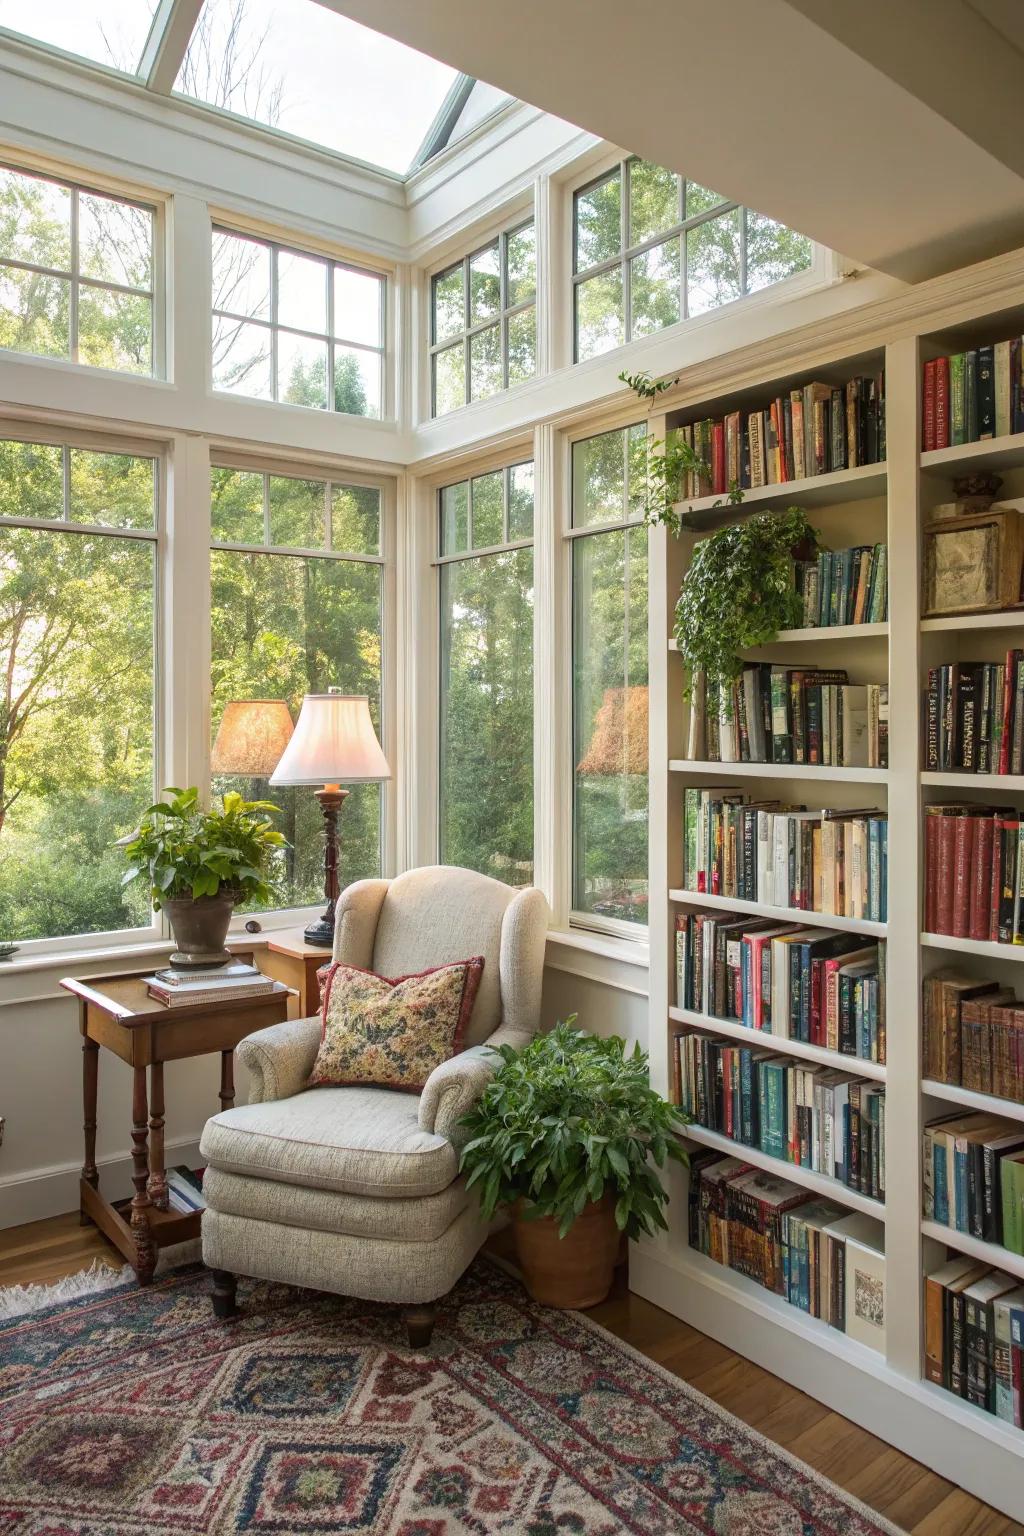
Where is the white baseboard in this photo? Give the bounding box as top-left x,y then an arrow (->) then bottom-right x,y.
0,1136 -> 203,1230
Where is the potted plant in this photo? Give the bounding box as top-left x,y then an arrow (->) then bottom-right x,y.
459,1020 -> 689,1308
119,786 -> 285,967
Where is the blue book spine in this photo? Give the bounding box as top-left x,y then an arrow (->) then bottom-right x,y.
739,1050 -> 754,1144
934,1143 -> 949,1226
782,1215 -> 792,1304
954,1145 -> 969,1233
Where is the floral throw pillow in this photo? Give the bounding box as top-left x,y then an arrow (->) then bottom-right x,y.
308,957 -> 485,1093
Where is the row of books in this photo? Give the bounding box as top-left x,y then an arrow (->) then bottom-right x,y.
688,1151 -> 887,1349
926,1257 -> 1024,1421
693,669 -> 887,769
674,910 -> 886,1063
923,971 -> 1024,1103
923,804 -> 1024,942
678,375 -> 886,498
924,656 -> 1024,775
793,544 -> 888,629
675,1032 -> 886,1199
165,1165 -> 206,1216
924,1111 -> 1024,1252
683,791 -> 889,922
921,341 -> 1024,451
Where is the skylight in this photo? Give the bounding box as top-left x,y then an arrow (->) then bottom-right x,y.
174,0 -> 461,175
0,0 -> 161,74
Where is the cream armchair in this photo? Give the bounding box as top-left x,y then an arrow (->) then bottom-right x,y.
199,866 -> 548,1344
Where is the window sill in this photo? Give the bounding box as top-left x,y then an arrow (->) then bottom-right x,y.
546,927 -> 649,967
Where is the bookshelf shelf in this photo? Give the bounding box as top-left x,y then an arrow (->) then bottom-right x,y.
669,888 -> 887,937
669,1005 -> 887,1080
678,1122 -> 885,1217
920,610 -> 1024,633
920,432 -> 1024,476
921,1077 -> 1024,1123
668,622 -> 889,651
920,1219 -> 1024,1285
921,931 -> 1024,962
671,462 -> 887,532
920,771 -> 1024,790
669,759 -> 888,784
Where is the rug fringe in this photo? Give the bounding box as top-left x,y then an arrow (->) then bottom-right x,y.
0,1258 -> 132,1320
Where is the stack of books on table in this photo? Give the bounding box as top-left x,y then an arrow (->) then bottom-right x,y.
166,1164 -> 206,1216
144,960 -> 276,1007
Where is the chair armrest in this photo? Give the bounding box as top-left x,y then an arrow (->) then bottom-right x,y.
418,1024 -> 533,1145
237,1015 -> 321,1103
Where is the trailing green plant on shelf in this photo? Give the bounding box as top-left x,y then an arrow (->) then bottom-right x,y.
118,786 -> 286,910
458,1019 -> 689,1240
619,370 -> 818,693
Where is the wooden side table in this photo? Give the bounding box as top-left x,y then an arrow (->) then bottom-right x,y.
60,967 -> 291,1284
256,931 -> 331,1018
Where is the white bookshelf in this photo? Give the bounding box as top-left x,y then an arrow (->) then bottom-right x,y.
633,329 -> 1024,1521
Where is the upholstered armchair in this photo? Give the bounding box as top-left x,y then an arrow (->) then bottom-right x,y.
199,866 -> 548,1344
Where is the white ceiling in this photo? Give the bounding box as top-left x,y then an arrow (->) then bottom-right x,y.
318,0 -> 1024,282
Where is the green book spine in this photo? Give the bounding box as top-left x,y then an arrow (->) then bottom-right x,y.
1002,1159 -> 1024,1255
950,354 -> 966,445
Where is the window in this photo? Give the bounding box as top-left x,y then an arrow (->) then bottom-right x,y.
570,425 -> 648,927
573,158 -> 813,362
0,164 -> 155,374
212,228 -> 385,419
209,465 -> 384,911
0,434 -> 158,942
0,1 -> 161,75
431,220 -> 536,416
439,462 -> 534,883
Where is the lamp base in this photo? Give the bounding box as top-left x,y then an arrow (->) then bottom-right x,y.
303,914 -> 335,948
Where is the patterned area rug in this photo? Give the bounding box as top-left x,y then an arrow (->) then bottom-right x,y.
0,1258 -> 902,1535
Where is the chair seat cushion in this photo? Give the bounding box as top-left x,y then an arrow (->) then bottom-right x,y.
309,957 -> 483,1092
199,1085 -> 459,1199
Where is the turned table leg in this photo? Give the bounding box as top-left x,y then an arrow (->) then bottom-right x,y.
147,1060 -> 168,1211
81,1036 -> 99,1225
220,1049 -> 235,1112
130,1065 -> 156,1284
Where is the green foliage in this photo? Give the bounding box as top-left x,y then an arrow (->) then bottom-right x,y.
617,369 -> 678,405
459,1020 -> 689,1240
119,786 -> 285,908
674,507 -> 817,690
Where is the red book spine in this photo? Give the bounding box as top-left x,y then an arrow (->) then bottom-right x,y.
952,816 -> 976,937
923,359 -> 938,451
969,816 -> 995,941
935,356 -> 950,449
925,813 -> 940,932
810,956 -> 824,1045
712,422 -> 726,495
1013,1338 -> 1023,1427
991,819 -> 1006,941
1000,651 -> 1016,775
936,813 -> 960,935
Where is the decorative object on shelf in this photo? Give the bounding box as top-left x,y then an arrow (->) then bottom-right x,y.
270,692 -> 390,948
458,1019 -> 689,1308
950,472 -> 1003,510
210,698 -> 294,777
118,786 -> 285,969
922,505 -> 1024,617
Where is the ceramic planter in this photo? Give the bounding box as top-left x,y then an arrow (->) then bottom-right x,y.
513,1193 -> 619,1308
164,891 -> 237,969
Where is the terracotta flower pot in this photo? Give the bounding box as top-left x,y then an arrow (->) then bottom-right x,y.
164,891 -> 237,969
513,1193 -> 620,1308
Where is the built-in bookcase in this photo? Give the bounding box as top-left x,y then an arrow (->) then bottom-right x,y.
633,326 -> 1024,1520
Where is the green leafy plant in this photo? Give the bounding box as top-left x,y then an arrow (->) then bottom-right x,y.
674,506 -> 817,692
119,786 -> 286,909
619,369 -> 742,534
459,1019 -> 689,1239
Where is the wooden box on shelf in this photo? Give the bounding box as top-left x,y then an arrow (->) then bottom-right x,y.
922,506 -> 1024,617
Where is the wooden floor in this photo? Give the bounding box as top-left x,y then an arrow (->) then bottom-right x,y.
2,1212 -> 1022,1534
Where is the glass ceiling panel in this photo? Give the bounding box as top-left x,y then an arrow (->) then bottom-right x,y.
174,0 -> 460,175
0,0 -> 160,74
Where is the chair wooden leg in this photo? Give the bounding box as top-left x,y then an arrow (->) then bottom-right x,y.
403,1303 -> 436,1348
211,1269 -> 239,1320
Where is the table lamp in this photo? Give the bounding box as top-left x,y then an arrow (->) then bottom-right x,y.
211,700 -> 294,777
270,693 -> 390,947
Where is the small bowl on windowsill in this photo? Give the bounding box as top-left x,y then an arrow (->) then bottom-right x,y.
0,943 -> 19,962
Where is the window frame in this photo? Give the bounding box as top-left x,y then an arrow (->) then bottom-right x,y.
565,418 -> 650,941
571,155 -> 814,362
435,457 -> 536,878
210,224 -> 388,420
429,217 -> 537,416
0,158 -> 162,379
208,450 -> 393,932
0,418 -> 165,957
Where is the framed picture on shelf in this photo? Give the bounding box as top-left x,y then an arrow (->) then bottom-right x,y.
922,508 -> 1024,616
